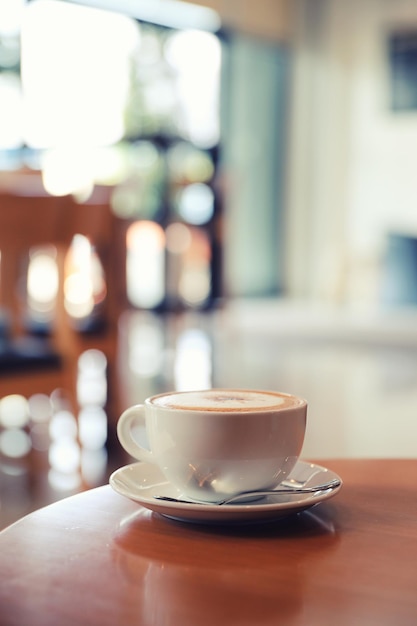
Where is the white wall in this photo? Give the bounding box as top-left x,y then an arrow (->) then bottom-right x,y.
285,0 -> 417,308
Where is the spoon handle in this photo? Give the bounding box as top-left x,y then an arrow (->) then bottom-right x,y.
154,478 -> 341,506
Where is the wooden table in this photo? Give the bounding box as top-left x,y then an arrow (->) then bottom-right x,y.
0,459 -> 416,626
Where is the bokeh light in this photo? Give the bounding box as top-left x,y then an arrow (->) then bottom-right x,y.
128,316 -> 164,377
28,393 -> 53,423
27,246 -> 59,321
175,182 -> 214,225
49,410 -> 78,441
167,142 -> 214,183
166,222 -> 192,254
174,328 -> 212,390
78,349 -> 107,378
81,447 -> 108,486
48,439 -> 80,474
164,29 -> 221,147
78,406 -> 107,450
48,467 -> 81,492
64,234 -> 106,321
126,220 -> 166,308
0,428 -> 31,458
178,228 -> 211,306
0,395 -> 29,429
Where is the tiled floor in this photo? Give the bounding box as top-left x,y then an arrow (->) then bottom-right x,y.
1,302 -> 417,530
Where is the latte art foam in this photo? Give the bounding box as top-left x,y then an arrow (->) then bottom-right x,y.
151,389 -> 304,412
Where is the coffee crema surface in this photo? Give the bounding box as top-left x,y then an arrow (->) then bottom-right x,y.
151,389 -> 304,412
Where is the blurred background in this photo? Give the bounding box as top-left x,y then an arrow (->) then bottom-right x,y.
1,0 -> 417,529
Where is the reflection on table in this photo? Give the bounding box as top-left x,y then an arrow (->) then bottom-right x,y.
2,304 -> 417,529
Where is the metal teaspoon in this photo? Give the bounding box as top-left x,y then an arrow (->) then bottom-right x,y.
153,477 -> 341,506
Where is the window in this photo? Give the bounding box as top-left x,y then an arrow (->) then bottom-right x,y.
1,0 -> 223,311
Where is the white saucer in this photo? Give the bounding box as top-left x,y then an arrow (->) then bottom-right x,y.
109,460 -> 342,524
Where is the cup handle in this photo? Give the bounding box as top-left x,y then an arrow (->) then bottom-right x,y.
117,405 -> 154,464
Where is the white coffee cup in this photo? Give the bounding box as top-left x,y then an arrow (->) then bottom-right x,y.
117,388 -> 307,503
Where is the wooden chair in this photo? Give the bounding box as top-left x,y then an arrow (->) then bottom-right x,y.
0,172 -> 122,418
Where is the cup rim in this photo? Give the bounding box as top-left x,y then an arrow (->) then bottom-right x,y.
146,388 -> 307,413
